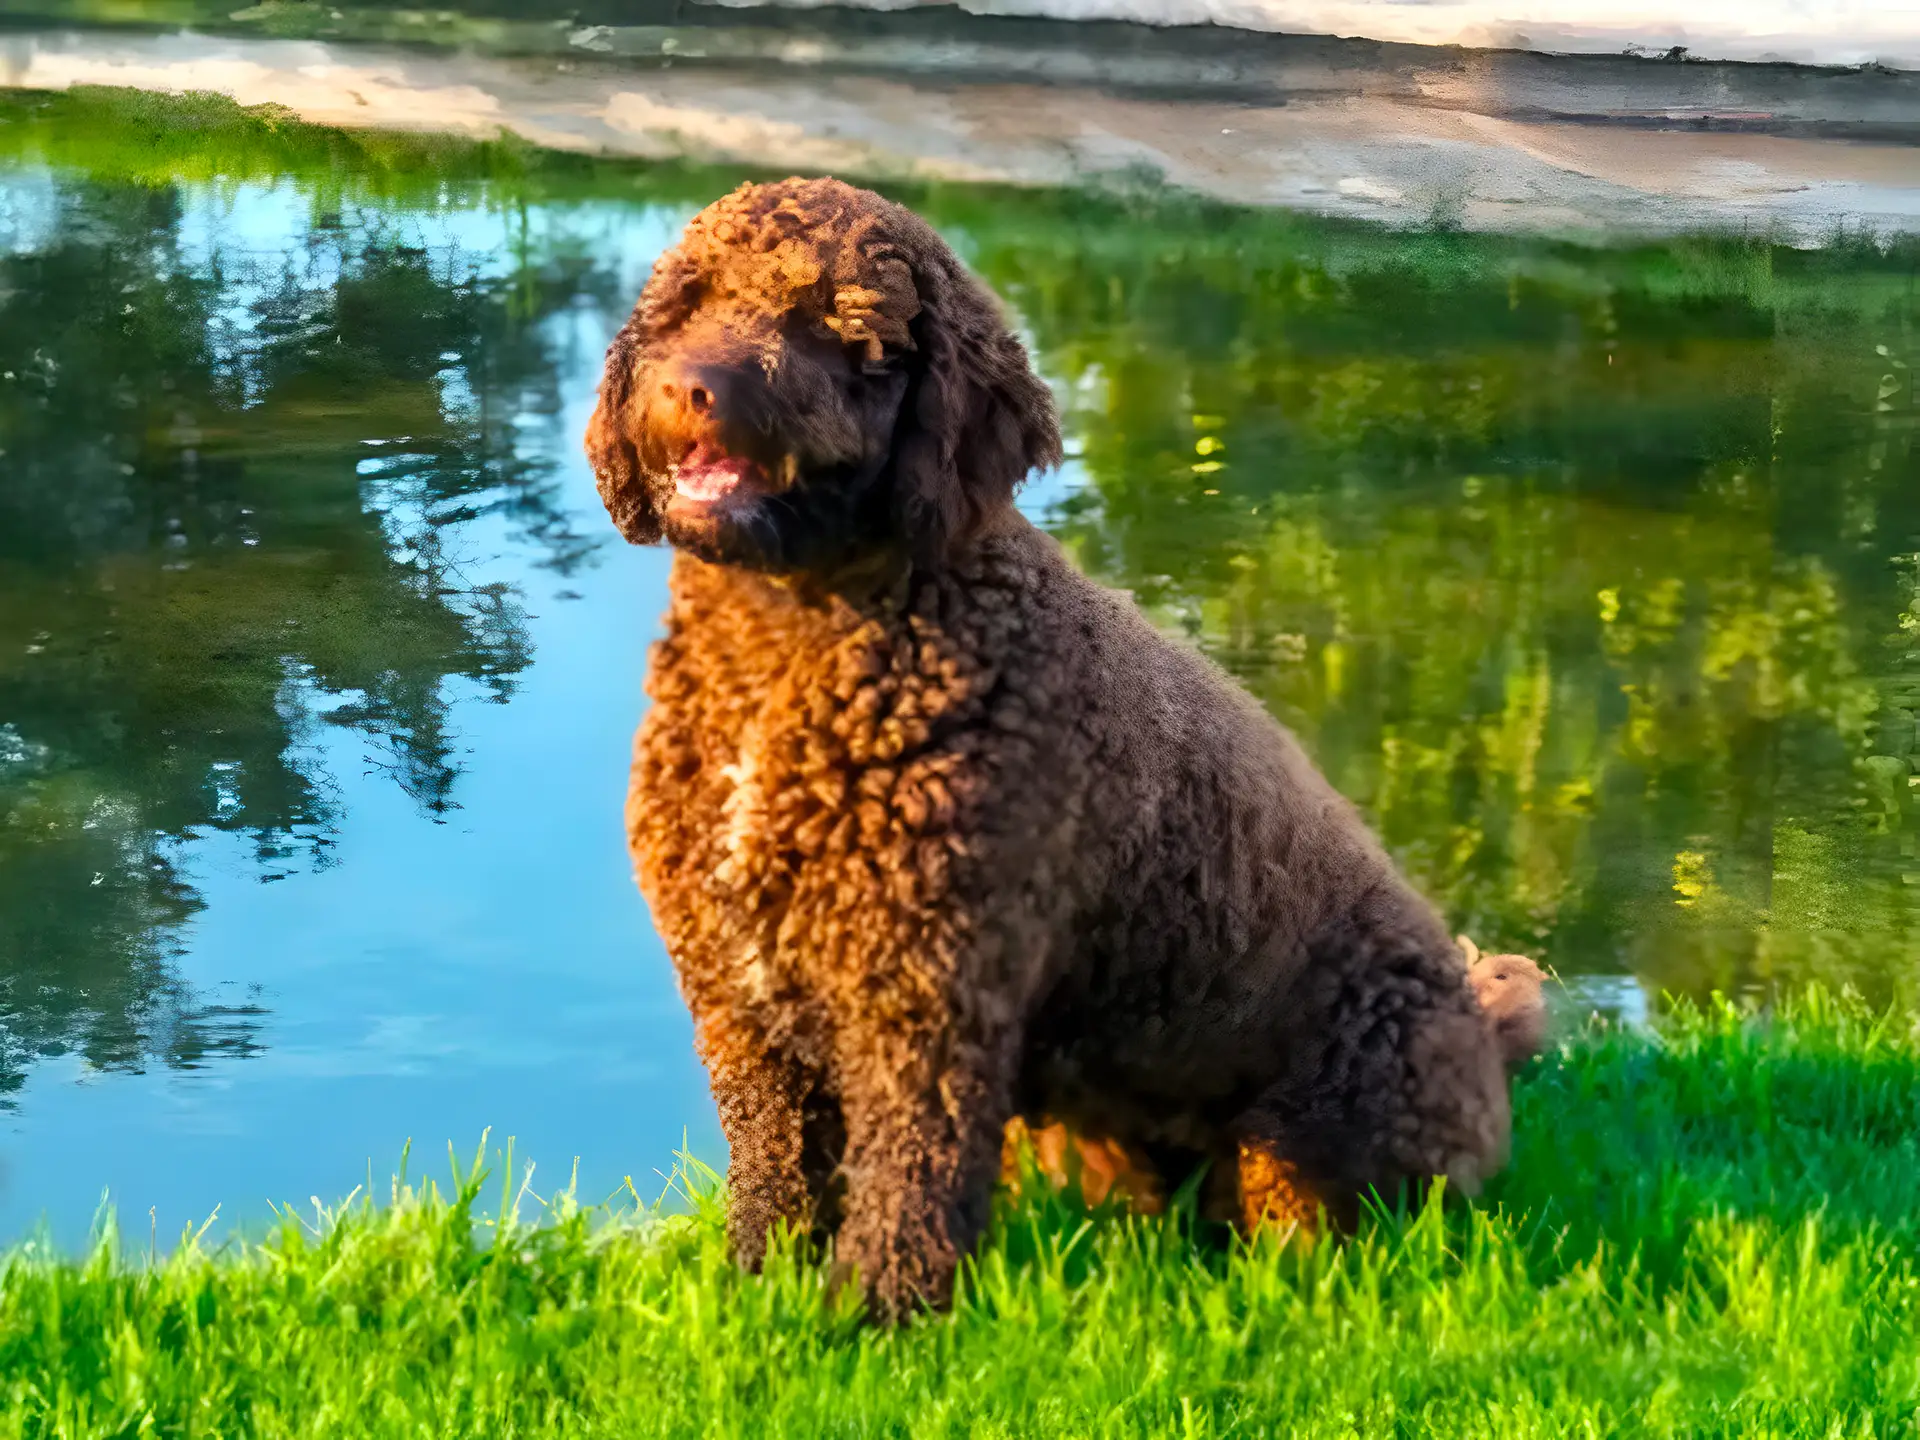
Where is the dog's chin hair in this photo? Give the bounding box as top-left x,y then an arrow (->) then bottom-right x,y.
662,509 -> 799,570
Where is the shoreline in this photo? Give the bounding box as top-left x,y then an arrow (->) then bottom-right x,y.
1,9 -> 1917,239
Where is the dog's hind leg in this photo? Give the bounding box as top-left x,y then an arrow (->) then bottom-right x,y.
1230,905 -> 1511,1236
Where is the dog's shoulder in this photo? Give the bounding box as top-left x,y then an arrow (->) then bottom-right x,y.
962,523 -> 1307,755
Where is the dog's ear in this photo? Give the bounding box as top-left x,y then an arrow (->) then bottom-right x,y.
586,317 -> 660,545
888,246 -> 1062,561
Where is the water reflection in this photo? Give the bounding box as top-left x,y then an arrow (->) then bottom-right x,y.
966,217 -> 1919,1000
0,92 -> 1915,1231
0,168 -> 614,1103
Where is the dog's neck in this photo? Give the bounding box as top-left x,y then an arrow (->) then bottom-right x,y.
678,506 -> 1034,615
686,542 -> 914,616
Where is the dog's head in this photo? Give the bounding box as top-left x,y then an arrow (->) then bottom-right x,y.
586,178 -> 1062,572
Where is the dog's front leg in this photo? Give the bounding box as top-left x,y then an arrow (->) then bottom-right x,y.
829,1026 -> 1015,1323
701,1018 -> 820,1273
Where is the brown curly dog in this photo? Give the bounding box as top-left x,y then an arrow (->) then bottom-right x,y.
589,177 -> 1513,1321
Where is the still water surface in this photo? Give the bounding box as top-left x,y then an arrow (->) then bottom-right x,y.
1,98 -> 1915,1243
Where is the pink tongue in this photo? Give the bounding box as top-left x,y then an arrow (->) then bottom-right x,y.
674,453 -> 753,502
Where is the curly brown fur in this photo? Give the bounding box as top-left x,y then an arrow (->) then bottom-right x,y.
1008,942 -> 1548,1215
592,177 -> 1511,1322
585,178 -> 1058,570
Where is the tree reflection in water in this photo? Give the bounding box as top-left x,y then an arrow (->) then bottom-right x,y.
0,89 -> 1915,1115
0,161 -> 609,1101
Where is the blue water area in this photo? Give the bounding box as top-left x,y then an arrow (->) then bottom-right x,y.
0,177 -> 722,1243
2,96 -> 1916,1245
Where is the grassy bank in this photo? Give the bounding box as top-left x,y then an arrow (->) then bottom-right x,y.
3,992 -> 1920,1436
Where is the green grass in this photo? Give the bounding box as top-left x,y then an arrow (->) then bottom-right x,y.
5,991 -> 1920,1437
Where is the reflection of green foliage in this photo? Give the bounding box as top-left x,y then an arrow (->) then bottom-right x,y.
4,83 -> 1919,1049
951,197 -> 1919,1004
0,86 -> 745,213
0,157 -> 599,1097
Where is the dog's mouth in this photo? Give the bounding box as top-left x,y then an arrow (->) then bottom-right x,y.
652,425 -> 879,567
670,442 -> 768,506
664,443 -> 791,510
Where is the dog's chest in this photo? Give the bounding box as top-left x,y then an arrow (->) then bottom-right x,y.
631,571 -> 1004,1026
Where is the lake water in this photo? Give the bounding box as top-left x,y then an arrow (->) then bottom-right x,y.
1,88 -> 1915,1246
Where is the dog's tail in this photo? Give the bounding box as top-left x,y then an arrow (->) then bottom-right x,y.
1459,936 -> 1549,1071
